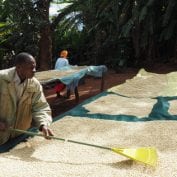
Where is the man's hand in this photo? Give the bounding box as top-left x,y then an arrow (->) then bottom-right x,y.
40,125 -> 54,139
0,121 -> 8,131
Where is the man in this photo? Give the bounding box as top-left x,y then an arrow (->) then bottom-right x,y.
0,52 -> 53,146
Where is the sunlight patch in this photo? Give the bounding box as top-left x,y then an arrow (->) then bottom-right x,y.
109,73 -> 167,98
83,94 -> 156,118
168,100 -> 177,115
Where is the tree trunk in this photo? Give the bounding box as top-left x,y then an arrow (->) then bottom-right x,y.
145,36 -> 156,66
132,22 -> 141,65
37,0 -> 52,71
38,26 -> 52,70
174,36 -> 177,62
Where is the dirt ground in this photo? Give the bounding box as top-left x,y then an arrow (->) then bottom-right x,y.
44,63 -> 177,118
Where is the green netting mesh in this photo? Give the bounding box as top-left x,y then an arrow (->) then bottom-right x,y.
54,69 -> 177,122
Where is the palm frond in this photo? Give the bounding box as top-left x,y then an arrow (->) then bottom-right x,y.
163,0 -> 177,26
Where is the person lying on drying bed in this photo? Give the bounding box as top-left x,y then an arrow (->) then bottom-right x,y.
0,52 -> 53,146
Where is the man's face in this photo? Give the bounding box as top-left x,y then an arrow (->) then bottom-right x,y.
17,57 -> 36,80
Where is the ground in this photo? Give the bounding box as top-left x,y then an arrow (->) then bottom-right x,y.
44,63 -> 177,118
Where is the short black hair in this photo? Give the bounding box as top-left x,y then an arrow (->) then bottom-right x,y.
15,52 -> 34,65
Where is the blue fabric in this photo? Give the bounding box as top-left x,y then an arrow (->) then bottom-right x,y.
59,67 -> 88,91
55,65 -> 73,71
56,65 -> 107,91
86,65 -> 108,77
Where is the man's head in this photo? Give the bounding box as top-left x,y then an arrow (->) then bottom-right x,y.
59,50 -> 68,58
15,52 -> 36,81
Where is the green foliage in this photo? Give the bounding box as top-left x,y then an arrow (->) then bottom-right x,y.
1,0 -> 177,70
103,38 -> 134,72
53,24 -> 86,66
5,0 -> 41,53
54,0 -> 135,69
0,0 -> 43,69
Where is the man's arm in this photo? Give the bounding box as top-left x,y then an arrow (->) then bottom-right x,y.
31,82 -> 54,138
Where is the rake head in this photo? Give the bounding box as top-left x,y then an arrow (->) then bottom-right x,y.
111,147 -> 157,166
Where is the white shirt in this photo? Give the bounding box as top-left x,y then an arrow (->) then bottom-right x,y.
55,57 -> 69,69
13,71 -> 27,101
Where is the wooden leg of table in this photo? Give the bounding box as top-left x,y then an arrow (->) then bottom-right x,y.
74,87 -> 79,103
66,89 -> 71,99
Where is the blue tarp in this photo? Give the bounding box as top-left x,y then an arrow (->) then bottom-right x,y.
56,65 -> 107,91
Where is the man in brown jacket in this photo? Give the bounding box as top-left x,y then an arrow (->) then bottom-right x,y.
0,52 -> 53,146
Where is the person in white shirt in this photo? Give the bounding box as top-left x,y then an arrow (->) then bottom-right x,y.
55,50 -> 69,69
54,50 -> 69,98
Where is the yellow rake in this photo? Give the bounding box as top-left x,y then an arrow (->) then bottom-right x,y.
10,128 -> 157,166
